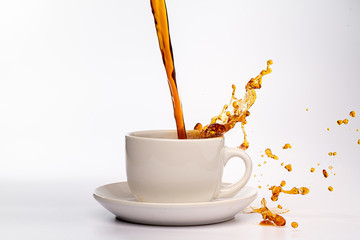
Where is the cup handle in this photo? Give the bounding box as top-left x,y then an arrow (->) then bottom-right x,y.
216,146 -> 252,199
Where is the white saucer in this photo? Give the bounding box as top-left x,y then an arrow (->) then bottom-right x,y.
93,182 -> 257,226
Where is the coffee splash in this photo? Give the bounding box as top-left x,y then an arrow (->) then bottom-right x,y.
269,183 -> 309,202
251,198 -> 286,226
194,60 -> 273,149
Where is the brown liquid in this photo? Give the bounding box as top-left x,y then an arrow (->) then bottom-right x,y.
265,148 -> 279,160
150,0 -> 186,139
252,198 -> 286,226
291,222 -> 299,228
323,169 -> 329,178
259,220 -> 276,226
269,183 -> 309,202
280,180 -> 286,187
284,164 -> 292,172
194,60 -> 273,148
282,143 -> 292,149
337,119 -> 349,125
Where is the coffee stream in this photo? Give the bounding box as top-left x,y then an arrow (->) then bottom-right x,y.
150,0 -> 187,139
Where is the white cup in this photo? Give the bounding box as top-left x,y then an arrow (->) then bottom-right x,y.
125,130 -> 252,203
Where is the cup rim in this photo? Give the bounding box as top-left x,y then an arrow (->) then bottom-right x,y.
126,129 -> 223,142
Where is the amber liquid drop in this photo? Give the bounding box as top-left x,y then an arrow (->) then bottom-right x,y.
150,0 -> 187,139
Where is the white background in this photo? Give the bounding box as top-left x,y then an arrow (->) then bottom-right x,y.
1,0 -> 360,239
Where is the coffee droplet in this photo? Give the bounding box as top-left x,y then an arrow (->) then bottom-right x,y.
282,143 -> 292,149
280,180 -> 286,187
328,186 -> 334,192
323,169 -> 329,178
265,148 -> 279,160
285,164 -> 292,172
274,214 -> 286,226
350,111 -> 356,117
291,222 -> 299,228
310,167 -> 315,172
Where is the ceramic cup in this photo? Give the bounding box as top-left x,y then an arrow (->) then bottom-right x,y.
125,130 -> 252,203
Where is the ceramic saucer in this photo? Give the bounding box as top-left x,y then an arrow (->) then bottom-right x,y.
93,182 -> 257,226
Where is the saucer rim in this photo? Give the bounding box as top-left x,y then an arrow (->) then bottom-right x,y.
93,182 -> 257,207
